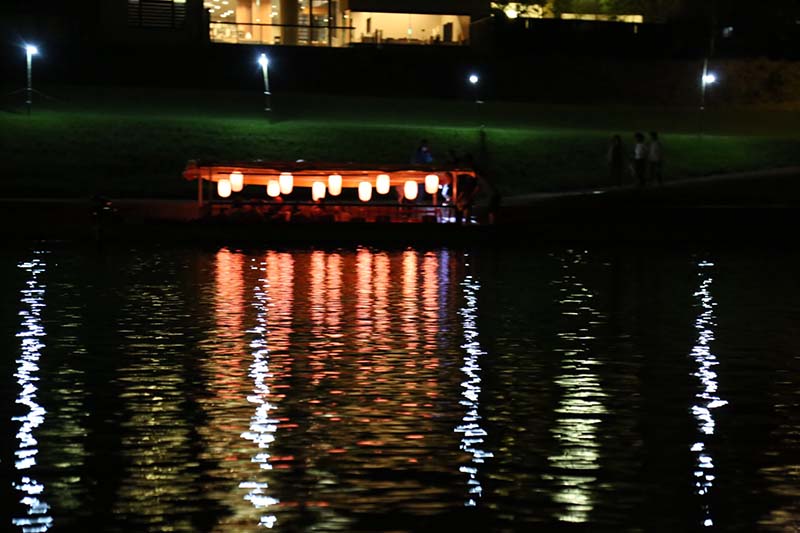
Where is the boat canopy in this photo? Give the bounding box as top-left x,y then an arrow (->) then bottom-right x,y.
183,160 -> 477,188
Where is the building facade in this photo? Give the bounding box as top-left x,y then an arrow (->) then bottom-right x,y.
203,0 -> 484,46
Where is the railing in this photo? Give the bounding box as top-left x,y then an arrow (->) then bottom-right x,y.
209,201 -> 459,224
128,0 -> 186,29
210,22 -> 354,47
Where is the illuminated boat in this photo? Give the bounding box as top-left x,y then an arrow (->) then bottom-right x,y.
182,160 -> 482,225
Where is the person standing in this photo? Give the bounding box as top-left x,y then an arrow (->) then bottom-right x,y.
412,139 -> 434,164
632,132 -> 647,186
648,131 -> 664,185
607,134 -> 625,187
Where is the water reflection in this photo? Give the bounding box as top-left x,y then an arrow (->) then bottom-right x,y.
205,247 -> 472,529
549,252 -> 607,523
455,254 -> 493,507
3,246 -> 800,531
13,254 -> 53,532
239,253 -> 284,528
689,260 -> 728,528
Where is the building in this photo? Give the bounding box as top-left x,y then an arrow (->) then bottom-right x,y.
204,0 -> 485,47
118,0 -> 487,47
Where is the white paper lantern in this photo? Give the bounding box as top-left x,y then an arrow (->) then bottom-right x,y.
229,171 -> 244,192
425,174 -> 439,195
217,178 -> 232,198
312,181 -> 327,201
404,180 -> 418,201
328,174 -> 342,196
376,174 -> 391,195
267,180 -> 281,197
279,172 -> 294,195
358,181 -> 372,202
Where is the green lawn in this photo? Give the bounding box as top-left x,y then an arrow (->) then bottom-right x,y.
2,85 -> 799,198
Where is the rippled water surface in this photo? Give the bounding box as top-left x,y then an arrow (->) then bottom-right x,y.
1,245 -> 799,532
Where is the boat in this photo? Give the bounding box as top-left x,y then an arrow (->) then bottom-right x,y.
182,159 -> 482,226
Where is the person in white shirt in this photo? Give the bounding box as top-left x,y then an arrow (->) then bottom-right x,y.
633,132 -> 647,186
648,131 -> 664,185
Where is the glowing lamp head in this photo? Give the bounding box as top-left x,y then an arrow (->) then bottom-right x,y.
229,171 -> 244,192
425,174 -> 439,195
328,174 -> 342,196
25,45 -> 38,56
376,174 -> 391,195
217,178 -> 232,198
702,73 -> 717,86
358,181 -> 372,202
404,180 -> 419,201
312,181 -> 326,201
469,74 -> 479,85
279,172 -> 293,195
258,53 -> 269,68
267,180 -> 281,197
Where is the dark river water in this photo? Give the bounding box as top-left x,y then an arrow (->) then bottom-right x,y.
1,244 -> 799,532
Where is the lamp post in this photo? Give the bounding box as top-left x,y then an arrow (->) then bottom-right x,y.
468,73 -> 480,104
700,59 -> 717,112
25,44 -> 38,115
699,58 -> 717,136
258,53 -> 271,113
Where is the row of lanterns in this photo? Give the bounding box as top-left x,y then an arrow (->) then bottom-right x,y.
216,172 -> 440,202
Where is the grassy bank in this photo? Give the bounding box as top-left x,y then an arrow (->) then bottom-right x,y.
2,85 -> 799,198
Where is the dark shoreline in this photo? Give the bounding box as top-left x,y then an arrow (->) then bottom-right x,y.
4,168 -> 799,245
2,202 -> 797,246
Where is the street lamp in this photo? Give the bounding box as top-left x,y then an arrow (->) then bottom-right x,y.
468,73 -> 482,104
699,58 -> 718,136
700,58 -> 717,112
25,44 -> 38,115
258,53 -> 271,113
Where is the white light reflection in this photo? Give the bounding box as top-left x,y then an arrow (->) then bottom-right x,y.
455,253 -> 493,506
549,253 -> 606,524
13,255 -> 53,532
690,260 -> 728,528
239,257 -> 280,528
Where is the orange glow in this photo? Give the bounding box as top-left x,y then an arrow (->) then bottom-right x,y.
279,172 -> 294,194
184,163 -> 478,189
326,254 -> 342,329
213,249 -> 247,400
356,248 -> 373,349
358,181 -> 372,202
373,253 -> 390,339
422,252 -> 440,355
425,174 -> 439,194
217,178 -> 232,198
328,174 -> 343,196
229,171 -> 244,192
376,173 -> 391,194
266,180 -> 281,197
404,180 -> 418,201
311,180 -> 326,201
402,250 -> 419,352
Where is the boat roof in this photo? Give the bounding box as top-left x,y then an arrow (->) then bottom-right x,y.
184,160 -> 477,187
